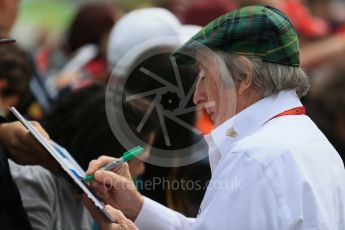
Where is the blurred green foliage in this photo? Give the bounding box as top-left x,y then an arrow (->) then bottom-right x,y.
17,0 -> 75,32
117,0 -> 153,11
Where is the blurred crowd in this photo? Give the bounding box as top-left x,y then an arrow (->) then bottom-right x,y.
0,0 -> 345,229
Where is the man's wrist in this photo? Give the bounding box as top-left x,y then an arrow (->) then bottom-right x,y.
128,193 -> 144,221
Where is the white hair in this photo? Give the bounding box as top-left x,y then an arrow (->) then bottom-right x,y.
214,51 -> 310,98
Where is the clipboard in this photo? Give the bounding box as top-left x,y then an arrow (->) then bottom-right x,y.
9,107 -> 115,223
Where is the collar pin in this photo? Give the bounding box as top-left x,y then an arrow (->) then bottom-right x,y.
226,127 -> 238,138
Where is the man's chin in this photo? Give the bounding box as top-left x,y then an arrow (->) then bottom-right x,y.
213,116 -> 224,128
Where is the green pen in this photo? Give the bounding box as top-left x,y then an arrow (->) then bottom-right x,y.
83,146 -> 144,182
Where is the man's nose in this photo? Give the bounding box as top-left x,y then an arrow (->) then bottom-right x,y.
193,80 -> 206,105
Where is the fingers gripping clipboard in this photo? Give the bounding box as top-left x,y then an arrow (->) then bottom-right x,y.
9,107 -> 115,223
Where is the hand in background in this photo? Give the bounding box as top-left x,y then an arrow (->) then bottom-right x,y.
86,156 -> 144,221
83,195 -> 138,230
0,121 -> 60,174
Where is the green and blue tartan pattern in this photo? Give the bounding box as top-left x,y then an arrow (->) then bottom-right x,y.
173,5 -> 300,67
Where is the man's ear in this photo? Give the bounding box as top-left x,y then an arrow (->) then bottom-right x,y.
236,56 -> 253,96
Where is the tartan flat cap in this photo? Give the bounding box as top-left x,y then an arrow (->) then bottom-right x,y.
173,5 -> 300,67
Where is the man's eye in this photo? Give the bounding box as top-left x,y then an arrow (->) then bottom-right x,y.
198,70 -> 206,80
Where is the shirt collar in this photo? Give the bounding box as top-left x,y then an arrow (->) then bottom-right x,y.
204,90 -> 302,156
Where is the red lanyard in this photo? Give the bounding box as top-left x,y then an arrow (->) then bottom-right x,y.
267,106 -> 305,123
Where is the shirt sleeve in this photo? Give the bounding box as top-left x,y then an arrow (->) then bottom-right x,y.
135,197 -> 195,230
9,160 -> 58,230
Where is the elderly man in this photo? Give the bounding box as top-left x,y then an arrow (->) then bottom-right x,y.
56,5 -> 345,230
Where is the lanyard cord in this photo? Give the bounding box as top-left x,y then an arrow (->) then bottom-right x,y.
267,106 -> 305,123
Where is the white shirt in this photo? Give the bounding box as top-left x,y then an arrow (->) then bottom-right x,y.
135,90 -> 345,230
